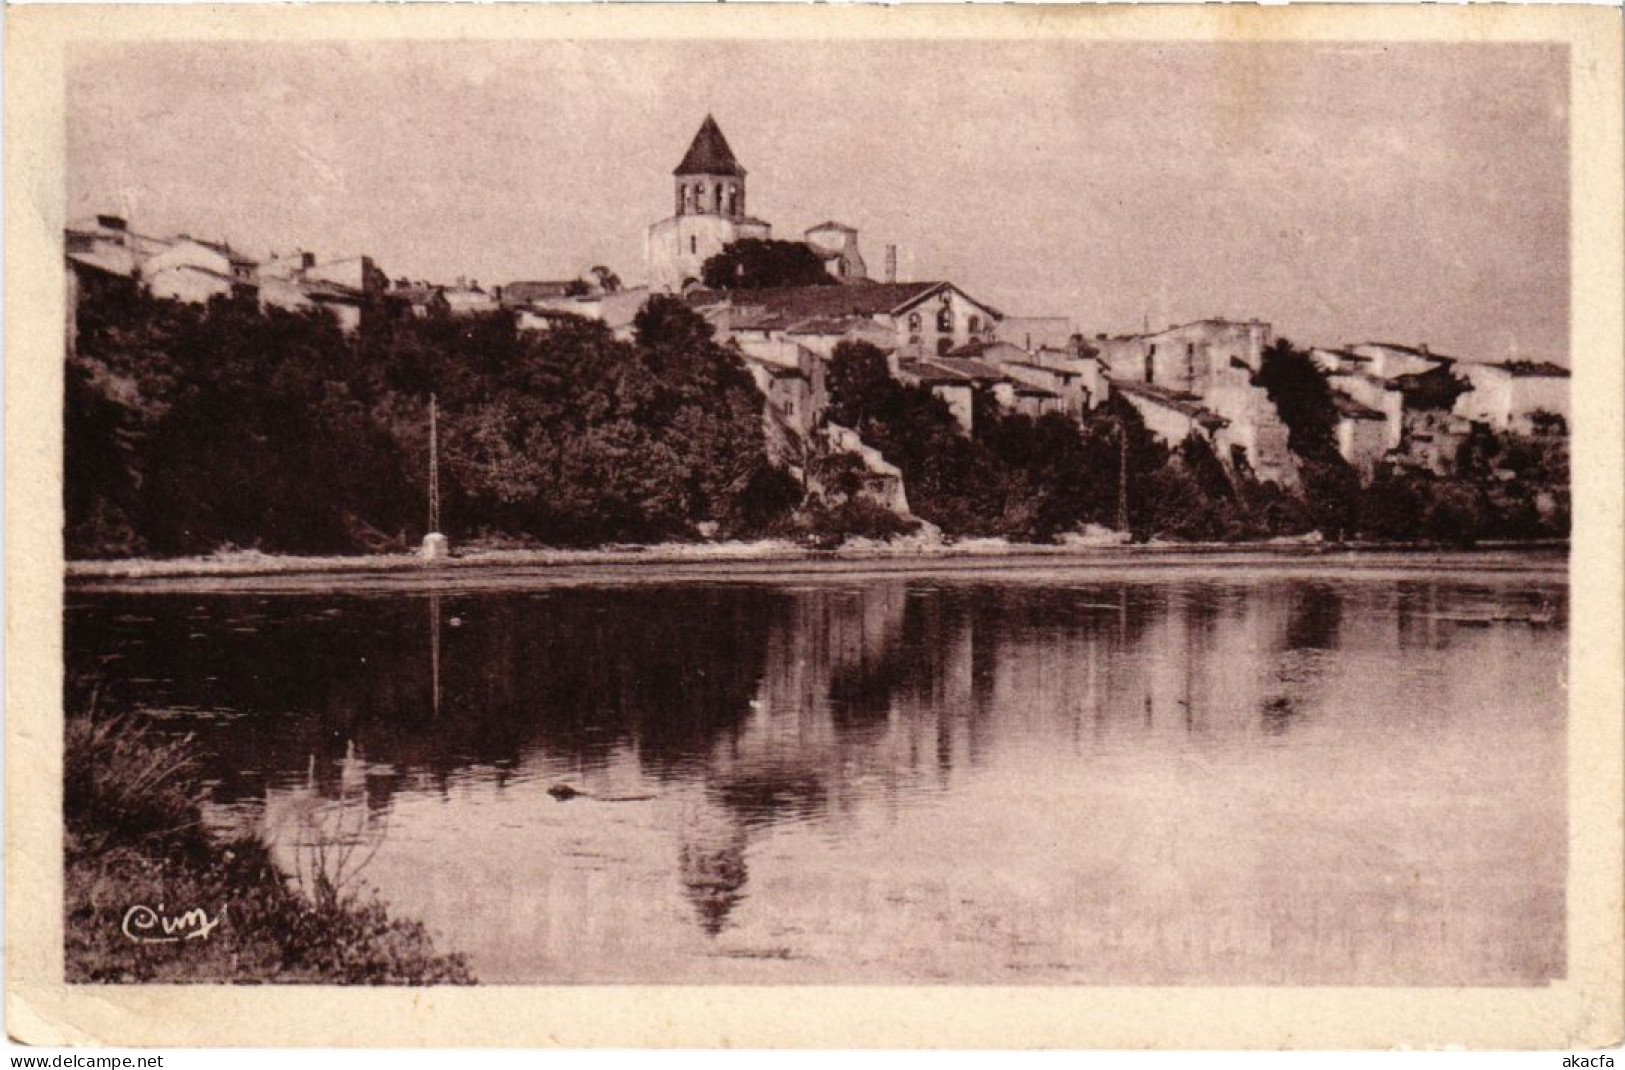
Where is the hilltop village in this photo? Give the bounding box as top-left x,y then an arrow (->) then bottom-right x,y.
65,116 -> 1571,555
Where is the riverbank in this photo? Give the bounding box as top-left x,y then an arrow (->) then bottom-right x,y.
64,709 -> 474,983
66,536 -> 1570,588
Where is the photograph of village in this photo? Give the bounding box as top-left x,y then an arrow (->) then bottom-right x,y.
61,38 -> 1570,989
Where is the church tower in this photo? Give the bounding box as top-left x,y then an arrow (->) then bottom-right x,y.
646,115 -> 772,292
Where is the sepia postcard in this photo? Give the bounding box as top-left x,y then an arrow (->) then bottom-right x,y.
6,1 -> 1622,1050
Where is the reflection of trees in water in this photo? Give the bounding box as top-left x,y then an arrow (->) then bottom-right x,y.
69,575 -> 1374,837
711,770 -> 829,830
1260,695 -> 1297,736
67,588 -> 775,807
1282,582 -> 1345,651
1258,582 -> 1347,736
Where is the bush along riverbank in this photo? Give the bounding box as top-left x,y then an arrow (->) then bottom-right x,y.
64,697 -> 473,983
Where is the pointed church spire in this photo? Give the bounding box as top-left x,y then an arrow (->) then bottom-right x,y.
674,114 -> 745,177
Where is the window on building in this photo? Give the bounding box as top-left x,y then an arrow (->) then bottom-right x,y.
714,184 -> 723,213
690,236 -> 697,255
968,315 -> 981,335
936,308 -> 953,333
908,312 -> 922,332
936,337 -> 953,356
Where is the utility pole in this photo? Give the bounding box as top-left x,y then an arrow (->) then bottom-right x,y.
421,393 -> 449,560
428,393 -> 440,535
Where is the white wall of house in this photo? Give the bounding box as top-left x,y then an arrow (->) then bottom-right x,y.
1453,362 -> 1569,431
148,263 -> 235,304
1336,415 -> 1389,478
892,287 -> 1000,358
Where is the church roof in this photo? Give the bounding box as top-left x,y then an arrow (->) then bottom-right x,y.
674,115 -> 745,177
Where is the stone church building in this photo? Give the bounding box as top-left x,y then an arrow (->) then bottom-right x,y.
645,115 -> 867,292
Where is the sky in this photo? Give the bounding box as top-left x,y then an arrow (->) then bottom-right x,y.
68,40 -> 1569,362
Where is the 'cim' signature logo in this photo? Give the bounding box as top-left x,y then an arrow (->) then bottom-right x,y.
121,903 -> 227,944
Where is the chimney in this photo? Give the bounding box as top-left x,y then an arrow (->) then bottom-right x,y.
456,275 -> 466,290
885,244 -> 897,284
96,214 -> 128,232
1418,343 -> 1430,356
301,251 -> 316,270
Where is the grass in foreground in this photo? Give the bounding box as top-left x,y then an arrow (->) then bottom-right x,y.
64,708 -> 473,984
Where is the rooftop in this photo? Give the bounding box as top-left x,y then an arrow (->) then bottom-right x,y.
898,360 -> 973,386
1360,342 -> 1458,364
944,339 -> 1023,360
929,357 -> 1007,382
1494,360 -> 1570,379
1003,361 -> 1081,379
1330,394 -> 1386,420
185,236 -> 258,266
1110,379 -> 1229,429
66,251 -> 135,278
784,316 -> 869,336
692,281 -> 944,320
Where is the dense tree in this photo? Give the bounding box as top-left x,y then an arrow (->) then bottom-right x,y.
1253,338 -> 1363,537
65,290 -> 795,557
1254,338 -> 1342,464
701,239 -> 834,291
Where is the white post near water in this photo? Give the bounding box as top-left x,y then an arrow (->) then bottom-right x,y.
420,393 -> 449,561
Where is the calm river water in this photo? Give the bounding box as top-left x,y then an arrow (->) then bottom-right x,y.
66,559 -> 1567,985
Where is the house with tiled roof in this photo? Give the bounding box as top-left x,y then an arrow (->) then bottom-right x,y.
694,278 -> 1003,361
894,359 -> 978,432
1093,318 -> 1297,485
1111,380 -> 1230,444
65,214 -> 169,280
143,236 -> 259,305
997,360 -> 1095,418
258,252 -> 387,332
803,221 -> 868,283
1452,357 -> 1570,434
1345,342 -> 1457,381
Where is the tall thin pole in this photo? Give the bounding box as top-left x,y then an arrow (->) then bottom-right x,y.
1116,422 -> 1129,534
429,592 -> 441,720
428,393 -> 441,534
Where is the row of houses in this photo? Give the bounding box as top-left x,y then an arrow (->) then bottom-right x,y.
65,212 -> 648,346
678,269 -> 1569,504
1309,342 -> 1569,475
66,212 -> 390,335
